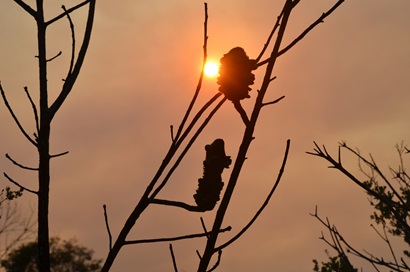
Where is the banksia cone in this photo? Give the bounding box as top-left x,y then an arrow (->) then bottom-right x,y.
217,47 -> 257,101
194,139 -> 231,211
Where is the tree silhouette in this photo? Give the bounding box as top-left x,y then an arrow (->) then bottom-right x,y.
100,1 -> 345,271
308,142 -> 410,271
1,236 -> 101,272
0,1 -> 96,271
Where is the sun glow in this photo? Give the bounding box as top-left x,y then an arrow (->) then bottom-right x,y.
204,61 -> 219,77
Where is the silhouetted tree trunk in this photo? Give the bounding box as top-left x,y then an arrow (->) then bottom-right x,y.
1,1 -> 96,271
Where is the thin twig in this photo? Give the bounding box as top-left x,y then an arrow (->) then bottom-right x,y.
62,5 -> 75,76
50,151 -> 69,158
149,97 -> 226,199
5,154 -> 38,171
258,0 -> 345,66
149,198 -> 206,212
215,139 -> 290,252
3,173 -> 38,195
200,217 -> 210,238
103,204 -> 112,251
255,7 -> 285,63
46,51 -> 62,62
46,0 -> 92,26
14,0 -> 37,18
232,100 -> 249,126
49,0 -> 96,121
0,83 -> 38,147
169,244 -> 179,272
261,95 -> 285,107
23,86 -> 40,135
123,226 -> 231,245
207,250 -> 222,272
174,3 -> 209,142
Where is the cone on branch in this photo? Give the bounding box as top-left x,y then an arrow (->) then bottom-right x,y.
194,139 -> 231,211
217,47 -> 257,101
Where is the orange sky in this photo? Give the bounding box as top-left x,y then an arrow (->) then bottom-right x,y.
1,0 -> 410,271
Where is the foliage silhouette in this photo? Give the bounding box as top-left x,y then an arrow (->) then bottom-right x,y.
309,142 -> 410,271
1,237 -> 102,272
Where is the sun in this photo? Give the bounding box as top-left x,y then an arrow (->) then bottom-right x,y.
204,61 -> 219,77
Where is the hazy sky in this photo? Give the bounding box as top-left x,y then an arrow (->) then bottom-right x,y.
1,1 -> 410,271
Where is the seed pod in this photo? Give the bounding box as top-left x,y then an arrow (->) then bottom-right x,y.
217,47 -> 257,101
194,139 -> 231,211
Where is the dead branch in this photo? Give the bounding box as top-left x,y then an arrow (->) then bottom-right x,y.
14,0 -> 37,18
103,204 -> 112,251
62,5 -> 75,76
5,154 -> 38,171
169,244 -> 179,272
261,95 -> 285,107
48,0 -> 96,121
3,173 -> 37,195
0,83 -> 38,147
258,0 -> 344,66
45,51 -> 62,62
173,3 -> 209,143
45,0 -> 92,26
232,100 -> 250,126
215,139 -> 290,252
22,87 -> 40,136
149,97 -> 226,199
123,226 -> 231,245
149,198 -> 206,212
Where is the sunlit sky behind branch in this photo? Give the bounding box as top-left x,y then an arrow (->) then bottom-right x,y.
1,0 -> 410,271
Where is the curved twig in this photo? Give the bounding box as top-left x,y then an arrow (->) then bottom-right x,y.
0,83 -> 37,147
215,139 -> 290,252
62,5 -> 75,76
5,154 -> 38,171
174,3 -> 209,142
3,173 -> 38,195
103,204 -> 112,251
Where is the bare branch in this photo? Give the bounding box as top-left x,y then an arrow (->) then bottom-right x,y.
103,204 -> 112,251
62,5 -> 75,76
50,151 -> 69,158
170,125 -> 174,142
207,250 -> 222,272
258,0 -> 345,67
0,83 -> 38,147
123,226 -> 231,245
149,96 -> 226,199
3,173 -> 38,195
169,244 -> 179,272
5,153 -> 38,171
14,0 -> 37,19
45,0 -> 92,26
174,2 -> 209,143
255,7 -> 285,63
261,95 -> 285,107
46,51 -> 62,62
149,198 -> 206,212
232,100 -> 249,126
200,217 -> 210,238
216,139 -> 290,252
49,0 -> 96,120
23,86 -> 40,135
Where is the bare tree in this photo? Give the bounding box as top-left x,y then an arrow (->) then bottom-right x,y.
308,142 -> 410,271
0,1 -> 96,271
100,1 -> 345,271
0,188 -> 35,260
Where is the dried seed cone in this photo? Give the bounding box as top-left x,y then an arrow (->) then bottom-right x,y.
194,139 -> 231,211
217,47 -> 257,101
